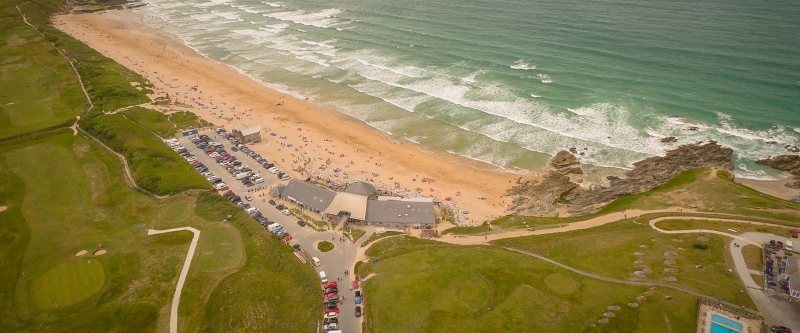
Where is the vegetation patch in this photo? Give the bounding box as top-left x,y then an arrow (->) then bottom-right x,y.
742,245 -> 763,271
344,227 -> 366,242
361,231 -> 402,248
82,114 -> 209,195
318,241 -> 334,252
543,273 -> 578,295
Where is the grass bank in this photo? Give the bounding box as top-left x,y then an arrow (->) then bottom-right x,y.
358,236 -> 698,333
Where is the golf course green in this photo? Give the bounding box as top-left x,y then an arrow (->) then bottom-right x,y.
32,258 -> 105,309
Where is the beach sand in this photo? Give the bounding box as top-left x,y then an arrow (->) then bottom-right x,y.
54,10 -> 538,224
736,178 -> 800,202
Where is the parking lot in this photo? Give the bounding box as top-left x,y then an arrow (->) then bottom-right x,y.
171,129 -> 365,333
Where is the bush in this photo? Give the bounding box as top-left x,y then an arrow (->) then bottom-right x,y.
693,243 -> 709,250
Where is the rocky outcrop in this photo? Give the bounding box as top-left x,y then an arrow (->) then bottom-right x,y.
660,137 -> 678,143
757,154 -> 800,188
550,150 -> 580,169
506,142 -> 734,216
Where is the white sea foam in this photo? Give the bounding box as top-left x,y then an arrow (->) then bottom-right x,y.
537,74 -> 552,83
510,59 -> 536,70
262,1 -> 282,7
530,94 -> 541,98
262,8 -> 343,29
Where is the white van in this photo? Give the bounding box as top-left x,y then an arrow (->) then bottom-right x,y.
312,257 -> 321,267
319,271 -> 328,284
787,241 -> 794,251
215,183 -> 228,191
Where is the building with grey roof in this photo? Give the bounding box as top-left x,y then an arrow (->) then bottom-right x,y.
787,258 -> 800,299
279,179 -> 335,213
231,123 -> 262,143
344,182 -> 376,197
365,200 -> 436,229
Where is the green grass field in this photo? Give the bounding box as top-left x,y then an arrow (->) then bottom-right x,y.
742,245 -> 763,271
32,258 -> 105,309
0,133 -> 318,331
345,227 -> 367,242
498,219 -> 756,308
0,0 -> 85,140
123,107 -> 212,138
358,236 -> 699,333
655,219 -> 796,238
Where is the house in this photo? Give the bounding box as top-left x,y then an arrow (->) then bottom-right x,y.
231,123 -> 262,143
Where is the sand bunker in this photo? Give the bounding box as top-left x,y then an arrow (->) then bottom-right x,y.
633,259 -> 645,265
628,302 -> 639,307
0,206 -> 7,212
641,267 -> 653,274
634,251 -> 646,256
74,250 -> 88,256
663,275 -> 678,282
607,305 -> 620,311
598,318 -> 609,324
664,268 -> 678,273
664,250 -> 678,257
633,271 -> 648,278
93,249 -> 107,256
664,259 -> 676,265
639,243 -> 649,248
636,295 -> 647,301
603,312 -> 616,318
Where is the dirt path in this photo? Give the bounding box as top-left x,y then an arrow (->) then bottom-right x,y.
147,227 -> 201,333
438,207 -> 686,245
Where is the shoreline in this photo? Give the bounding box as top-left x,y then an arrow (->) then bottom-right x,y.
55,9 -> 535,223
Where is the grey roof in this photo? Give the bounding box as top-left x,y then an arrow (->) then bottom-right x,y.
280,180 -> 335,211
789,259 -> 800,291
344,182 -> 375,197
365,200 -> 435,224
270,185 -> 285,196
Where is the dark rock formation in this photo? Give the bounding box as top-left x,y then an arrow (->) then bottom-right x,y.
550,151 -> 580,169
660,137 -> 678,143
507,142 -> 734,216
756,154 -> 800,188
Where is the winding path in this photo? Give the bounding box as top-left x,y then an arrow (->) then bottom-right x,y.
147,227 -> 201,333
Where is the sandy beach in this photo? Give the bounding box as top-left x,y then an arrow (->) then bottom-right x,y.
736,178 -> 800,202
54,10 -> 538,224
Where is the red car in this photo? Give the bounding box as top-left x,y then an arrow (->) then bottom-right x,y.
324,307 -> 339,314
791,230 -> 798,238
222,153 -> 231,158
324,281 -> 338,289
324,292 -> 337,299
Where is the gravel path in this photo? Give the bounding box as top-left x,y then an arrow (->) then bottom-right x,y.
148,227 -> 201,333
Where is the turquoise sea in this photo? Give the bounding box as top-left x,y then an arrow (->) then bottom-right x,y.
137,0 -> 800,179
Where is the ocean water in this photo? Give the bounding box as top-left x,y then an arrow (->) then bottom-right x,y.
136,0 -> 800,179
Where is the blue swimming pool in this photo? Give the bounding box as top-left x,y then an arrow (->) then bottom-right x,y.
710,314 -> 743,333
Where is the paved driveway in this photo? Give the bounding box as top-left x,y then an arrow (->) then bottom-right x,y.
179,134 -> 365,333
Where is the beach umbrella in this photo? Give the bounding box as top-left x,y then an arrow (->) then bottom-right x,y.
430,188 -> 434,192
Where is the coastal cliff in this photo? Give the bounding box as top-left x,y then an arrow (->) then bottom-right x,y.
756,155 -> 800,189
507,142 -> 734,217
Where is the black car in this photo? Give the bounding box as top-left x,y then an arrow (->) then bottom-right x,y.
771,326 -> 793,333
323,288 -> 338,294
292,244 -> 302,251
323,318 -> 338,325
230,146 -> 238,152
355,306 -> 362,317
297,220 -> 306,227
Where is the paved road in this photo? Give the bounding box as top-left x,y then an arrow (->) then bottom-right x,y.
180,134 -> 366,333
147,227 -> 201,333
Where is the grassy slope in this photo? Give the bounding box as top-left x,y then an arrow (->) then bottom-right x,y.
498,219 -> 755,308
358,236 -> 698,333
123,107 -> 213,138
0,0 -> 84,140
193,193 -> 320,333
450,168 -> 800,236
82,114 -> 209,195
17,0 -> 151,114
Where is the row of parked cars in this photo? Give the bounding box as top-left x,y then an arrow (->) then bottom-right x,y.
214,128 -> 291,181
220,189 -> 293,243
166,138 -> 217,186
322,281 -> 341,332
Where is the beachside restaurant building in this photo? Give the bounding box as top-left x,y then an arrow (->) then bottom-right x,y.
231,123 -> 262,143
277,179 -> 335,214
365,198 -> 436,229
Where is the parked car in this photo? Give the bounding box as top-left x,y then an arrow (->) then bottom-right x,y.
323,281 -> 337,289
282,209 -> 291,216
791,230 -> 798,238
244,195 -> 252,201
324,307 -> 339,314
324,312 -> 337,319
293,244 -> 302,251
297,220 -> 306,227
355,291 -> 362,304
355,306 -> 362,317
771,326 -> 792,333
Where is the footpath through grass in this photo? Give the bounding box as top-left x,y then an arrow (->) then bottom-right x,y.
0,0 -> 85,140
358,236 -> 698,333
498,219 -> 756,309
